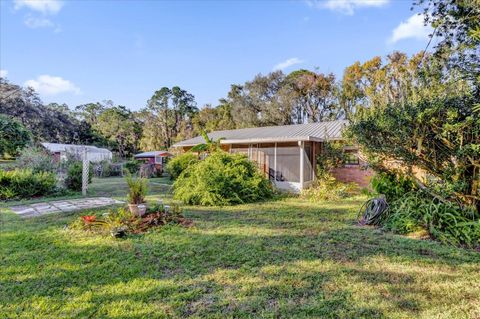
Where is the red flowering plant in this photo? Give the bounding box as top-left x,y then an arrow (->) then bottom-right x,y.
81,215 -> 97,223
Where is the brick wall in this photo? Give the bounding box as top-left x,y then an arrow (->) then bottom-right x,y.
330,166 -> 374,188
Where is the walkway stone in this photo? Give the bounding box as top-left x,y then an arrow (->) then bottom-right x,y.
9,197 -> 124,218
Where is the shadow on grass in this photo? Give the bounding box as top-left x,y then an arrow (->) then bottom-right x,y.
1,200 -> 479,318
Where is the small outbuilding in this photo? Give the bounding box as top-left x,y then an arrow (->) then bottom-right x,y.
134,151 -> 172,171
41,143 -> 112,163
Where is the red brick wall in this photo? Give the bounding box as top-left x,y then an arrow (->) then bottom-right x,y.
330,166 -> 374,188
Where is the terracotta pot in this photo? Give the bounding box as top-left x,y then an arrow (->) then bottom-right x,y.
128,203 -> 147,217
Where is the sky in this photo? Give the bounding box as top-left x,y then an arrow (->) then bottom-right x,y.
0,0 -> 433,111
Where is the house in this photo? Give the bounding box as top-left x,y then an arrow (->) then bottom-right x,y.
41,143 -> 112,163
134,151 -> 172,171
172,120 -> 372,192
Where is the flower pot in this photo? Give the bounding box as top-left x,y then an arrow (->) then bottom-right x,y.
128,203 -> 147,217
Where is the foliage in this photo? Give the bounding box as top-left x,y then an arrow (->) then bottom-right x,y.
371,172 -> 417,203
189,130 -> 224,154
125,174 -> 148,204
173,151 -> 274,206
385,191 -> 480,249
301,175 -> 358,202
315,142 -> 345,179
166,152 -> 199,180
64,161 -> 93,191
93,160 -> 123,177
350,94 -> 479,210
0,114 -> 31,158
70,204 -> 191,237
124,159 -> 141,174
0,169 -> 56,199
15,146 -> 57,173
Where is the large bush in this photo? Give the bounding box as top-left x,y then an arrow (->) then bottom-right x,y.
173,152 -> 274,206
0,114 -> 31,158
371,172 -> 416,203
64,161 -> 93,191
0,169 -> 56,199
301,175 -> 358,202
16,146 -> 57,173
166,153 -> 199,180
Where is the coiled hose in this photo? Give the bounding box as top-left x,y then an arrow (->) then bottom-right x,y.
357,196 -> 389,225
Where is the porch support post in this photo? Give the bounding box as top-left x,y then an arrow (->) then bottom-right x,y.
274,142 -> 277,182
299,141 -> 304,189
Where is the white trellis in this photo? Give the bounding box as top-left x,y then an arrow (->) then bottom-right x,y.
82,147 -> 89,196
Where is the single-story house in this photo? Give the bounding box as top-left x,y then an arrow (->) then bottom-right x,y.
172,120 -> 372,192
134,151 -> 172,171
41,143 -> 112,163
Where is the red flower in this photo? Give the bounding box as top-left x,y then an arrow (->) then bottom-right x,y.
82,215 -> 96,223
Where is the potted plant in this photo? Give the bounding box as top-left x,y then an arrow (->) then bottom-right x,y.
125,174 -> 148,216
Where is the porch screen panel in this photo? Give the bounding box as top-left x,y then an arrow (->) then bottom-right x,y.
275,146 -> 300,183
303,143 -> 313,182
258,144 -> 275,181
230,144 -> 249,156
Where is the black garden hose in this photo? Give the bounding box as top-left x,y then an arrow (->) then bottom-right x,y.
358,196 -> 389,226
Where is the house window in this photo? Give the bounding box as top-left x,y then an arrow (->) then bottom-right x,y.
344,150 -> 359,165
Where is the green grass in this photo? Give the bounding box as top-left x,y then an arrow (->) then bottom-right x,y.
1,178 -> 479,318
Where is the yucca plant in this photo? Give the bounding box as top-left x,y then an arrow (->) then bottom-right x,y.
125,174 -> 148,204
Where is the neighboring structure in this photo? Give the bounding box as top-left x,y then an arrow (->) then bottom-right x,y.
41,143 -> 112,163
134,151 -> 172,171
172,120 -> 372,192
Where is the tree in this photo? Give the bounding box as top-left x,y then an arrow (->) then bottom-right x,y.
94,106 -> 141,158
0,114 -> 31,158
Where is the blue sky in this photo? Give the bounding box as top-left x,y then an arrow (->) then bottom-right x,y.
0,0 -> 432,110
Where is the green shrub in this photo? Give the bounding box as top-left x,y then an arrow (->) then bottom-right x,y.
16,146 -> 57,173
64,161 -> 93,191
173,151 -> 274,206
371,172 -> 416,202
0,169 -> 56,199
166,153 -> 199,180
385,192 -> 480,249
125,160 -> 141,175
301,175 -> 358,202
126,174 -> 148,204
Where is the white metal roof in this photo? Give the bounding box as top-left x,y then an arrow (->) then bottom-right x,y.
172,120 -> 348,147
41,143 -> 111,154
134,151 -> 172,158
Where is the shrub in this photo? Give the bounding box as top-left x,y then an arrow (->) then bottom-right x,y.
126,175 -> 148,204
371,172 -> 416,202
166,153 -> 199,180
16,146 -> 57,173
173,151 -> 274,206
0,114 -> 31,158
385,192 -> 480,249
64,161 -> 93,191
301,175 -> 358,202
125,160 -> 141,175
0,169 -> 56,199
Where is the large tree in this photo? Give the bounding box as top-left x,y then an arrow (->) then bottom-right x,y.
0,114 -> 31,158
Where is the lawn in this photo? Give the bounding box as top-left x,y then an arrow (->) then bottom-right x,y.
1,178 -> 479,318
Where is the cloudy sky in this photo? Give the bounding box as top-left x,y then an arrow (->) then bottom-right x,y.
0,0 -> 432,110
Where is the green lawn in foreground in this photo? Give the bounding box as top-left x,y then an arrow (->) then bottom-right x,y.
0,178 -> 479,318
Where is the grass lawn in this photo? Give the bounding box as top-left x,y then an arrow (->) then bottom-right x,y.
1,178 -> 479,318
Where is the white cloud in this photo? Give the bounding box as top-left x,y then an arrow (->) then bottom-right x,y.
306,0 -> 389,15
389,14 -> 432,44
24,16 -> 54,28
14,0 -> 63,15
273,58 -> 304,71
25,75 -> 81,95
0,70 -> 8,78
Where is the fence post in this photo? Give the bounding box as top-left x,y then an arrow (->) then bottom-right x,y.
82,146 -> 89,196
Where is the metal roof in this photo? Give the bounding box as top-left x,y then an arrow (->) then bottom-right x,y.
41,143 -> 111,154
134,151 -> 172,158
172,120 -> 349,147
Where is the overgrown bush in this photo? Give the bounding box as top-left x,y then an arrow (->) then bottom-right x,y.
301,175 -> 358,201
0,169 -> 56,199
166,153 -> 199,180
64,161 -> 93,191
173,152 -> 274,206
385,192 -> 480,249
371,172 -> 416,202
125,160 -> 141,175
16,146 -> 57,173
